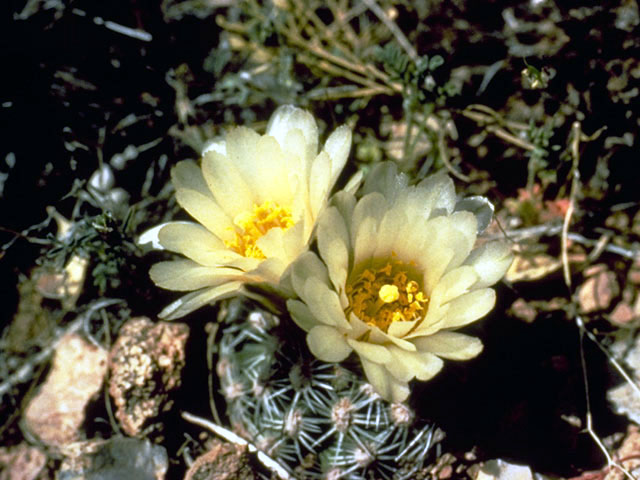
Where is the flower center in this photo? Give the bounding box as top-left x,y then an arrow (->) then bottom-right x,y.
345,259 -> 428,333
225,200 -> 294,259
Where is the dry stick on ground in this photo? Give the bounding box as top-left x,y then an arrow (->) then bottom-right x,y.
215,14 -> 396,100
561,122 -> 637,480
237,0 -> 401,98
360,0 -> 417,61
435,117 -> 471,182
181,411 -> 292,480
286,0 -> 393,87
462,104 -> 536,152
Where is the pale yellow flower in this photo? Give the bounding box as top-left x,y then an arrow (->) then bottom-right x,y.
145,105 -> 352,320
285,163 -> 513,402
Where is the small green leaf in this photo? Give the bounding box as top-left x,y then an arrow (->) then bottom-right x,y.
429,55 -> 444,70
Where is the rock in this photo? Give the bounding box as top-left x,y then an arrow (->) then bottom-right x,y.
183,440 -> 254,480
608,382 -> 640,426
604,426 -> 640,480
510,298 -> 537,323
609,301 -> 636,325
608,334 -> 640,425
577,265 -> 619,313
505,252 -> 561,283
108,317 -> 189,436
0,443 -> 47,480
475,459 -> 533,480
58,437 -> 167,480
24,334 -> 108,448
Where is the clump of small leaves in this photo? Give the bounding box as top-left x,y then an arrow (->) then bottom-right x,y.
43,209 -> 141,296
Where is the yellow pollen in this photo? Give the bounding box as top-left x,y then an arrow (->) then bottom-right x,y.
345,259 -> 429,333
225,200 -> 294,259
379,284 -> 399,303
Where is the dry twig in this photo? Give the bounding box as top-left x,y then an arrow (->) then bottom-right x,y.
182,411 -> 292,480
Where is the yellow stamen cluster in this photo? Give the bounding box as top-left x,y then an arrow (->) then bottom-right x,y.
346,259 -> 428,332
225,200 -> 294,259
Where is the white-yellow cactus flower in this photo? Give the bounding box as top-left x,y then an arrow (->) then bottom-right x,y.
146,105 -> 352,320
285,163 -> 513,402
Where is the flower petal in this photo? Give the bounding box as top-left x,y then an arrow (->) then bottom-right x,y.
159,281 -> 244,320
415,172 -> 456,217
464,241 -> 514,288
323,125 -> 352,187
174,189 -> 235,242
307,325 -> 351,362
256,226 -> 287,260
347,312 -> 376,339
444,211 -> 478,270
428,265 -> 479,309
437,288 -> 496,330
279,127 -> 310,178
387,346 -> 444,382
138,221 -> 191,250
360,162 -> 409,201
389,381 -> 411,404
290,251 -> 330,299
350,192 -> 385,250
224,127 -> 294,207
303,277 -> 349,329
317,206 -> 350,300
343,169 -> 364,194
158,222 -> 242,266
201,150 -> 255,218
420,243 -> 454,295
361,358 -> 410,403
287,299 -> 318,332
245,257 -> 285,285
282,220 -> 307,262
267,105 -> 318,161
172,160 -> 211,197
412,331 -> 483,360
150,260 -> 240,291
309,151 -> 332,219
386,321 -> 419,342
347,338 -> 393,364
322,287 -> 352,330
373,206 -> 408,259
353,216 -> 379,267
415,214 -> 477,283
255,135 -> 294,205
202,138 -> 226,156
331,190 -> 357,227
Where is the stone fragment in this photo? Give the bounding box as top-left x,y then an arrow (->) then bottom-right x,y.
628,256 -> 640,285
608,382 -> 640,426
509,298 -> 537,323
24,334 -> 107,447
604,425 -> 640,480
608,334 -> 640,425
0,443 -> 47,480
609,301 -> 636,325
109,317 -> 189,436
59,437 -> 167,480
505,252 -> 561,283
577,264 -> 619,313
475,459 -> 533,480
183,441 -> 254,480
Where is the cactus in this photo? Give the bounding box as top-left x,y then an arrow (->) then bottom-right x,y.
217,298 -> 443,480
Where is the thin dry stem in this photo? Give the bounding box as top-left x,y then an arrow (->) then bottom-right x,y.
558,122 -> 637,479
361,0 -> 417,61
182,411 -> 292,480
